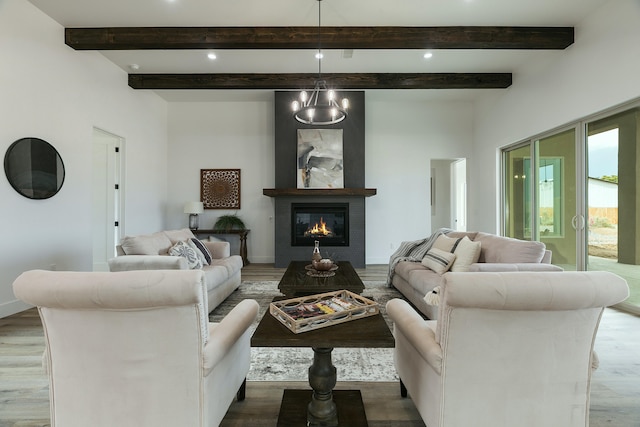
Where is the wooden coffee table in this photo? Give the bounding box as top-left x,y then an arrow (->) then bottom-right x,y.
277,260 -> 365,297
251,261 -> 394,427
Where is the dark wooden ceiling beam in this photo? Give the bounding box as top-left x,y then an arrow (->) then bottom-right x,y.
66,26 -> 573,50
128,73 -> 512,90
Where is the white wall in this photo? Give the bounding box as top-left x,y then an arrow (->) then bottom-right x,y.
166,93 -> 474,264
366,95 -> 474,263
0,0 -> 169,317
166,99 -> 276,262
471,0 -> 640,233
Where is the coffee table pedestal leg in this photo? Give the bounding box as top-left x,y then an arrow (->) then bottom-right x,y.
307,347 -> 338,427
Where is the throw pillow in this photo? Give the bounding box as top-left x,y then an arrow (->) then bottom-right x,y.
432,234 -> 463,253
188,238 -> 212,265
186,239 -> 207,266
168,241 -> 203,269
450,236 -> 481,272
422,248 -> 457,275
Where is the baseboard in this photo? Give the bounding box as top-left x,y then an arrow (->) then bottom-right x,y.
0,299 -> 33,319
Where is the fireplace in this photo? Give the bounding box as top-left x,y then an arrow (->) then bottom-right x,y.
291,203 -> 349,247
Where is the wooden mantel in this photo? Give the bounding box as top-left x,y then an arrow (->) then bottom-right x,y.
263,188 -> 376,197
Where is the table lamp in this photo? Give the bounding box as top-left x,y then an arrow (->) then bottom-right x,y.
184,201 -> 204,230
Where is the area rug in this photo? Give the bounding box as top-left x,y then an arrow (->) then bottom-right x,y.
209,280 -> 404,382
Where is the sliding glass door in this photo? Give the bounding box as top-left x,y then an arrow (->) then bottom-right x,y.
503,104 -> 640,313
587,107 -> 640,312
503,128 -> 581,271
536,129 -> 580,271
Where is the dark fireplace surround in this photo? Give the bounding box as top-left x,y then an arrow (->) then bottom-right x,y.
267,91 -> 374,268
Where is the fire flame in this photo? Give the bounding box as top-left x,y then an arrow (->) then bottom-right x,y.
305,217 -> 334,237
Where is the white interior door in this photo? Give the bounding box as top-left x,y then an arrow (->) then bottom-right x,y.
451,159 -> 467,231
92,128 -> 122,271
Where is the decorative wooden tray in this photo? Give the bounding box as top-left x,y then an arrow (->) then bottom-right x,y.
270,290 -> 379,334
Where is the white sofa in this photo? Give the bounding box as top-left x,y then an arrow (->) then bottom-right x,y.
108,228 -> 243,312
390,231 -> 563,319
386,271 -> 629,427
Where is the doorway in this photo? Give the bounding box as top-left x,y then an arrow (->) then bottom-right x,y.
92,128 -> 123,271
431,158 -> 467,231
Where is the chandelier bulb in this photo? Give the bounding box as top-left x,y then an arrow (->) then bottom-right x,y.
328,90 -> 335,101
341,98 -> 349,109
307,108 -> 315,119
300,91 -> 308,102
292,100 -> 300,112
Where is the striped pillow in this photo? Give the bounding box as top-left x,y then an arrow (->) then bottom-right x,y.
190,238 -> 212,265
422,248 -> 457,275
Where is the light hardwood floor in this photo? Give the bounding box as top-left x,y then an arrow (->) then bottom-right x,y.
1,264 -> 639,426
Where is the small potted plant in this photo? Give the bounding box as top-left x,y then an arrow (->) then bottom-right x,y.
213,213 -> 246,232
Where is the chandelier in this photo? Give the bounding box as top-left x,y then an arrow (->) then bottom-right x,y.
291,0 -> 349,125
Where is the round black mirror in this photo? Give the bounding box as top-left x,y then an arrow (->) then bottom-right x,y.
4,137 -> 65,199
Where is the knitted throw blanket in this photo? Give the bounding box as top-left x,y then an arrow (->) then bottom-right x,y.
386,228 -> 452,286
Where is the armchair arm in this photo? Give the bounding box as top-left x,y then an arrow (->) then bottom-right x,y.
202,299 -> 259,376
204,241 -> 231,259
108,255 -> 188,271
468,263 -> 564,272
386,299 -> 443,375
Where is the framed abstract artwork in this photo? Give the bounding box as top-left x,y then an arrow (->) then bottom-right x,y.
201,169 -> 241,209
297,129 -> 344,189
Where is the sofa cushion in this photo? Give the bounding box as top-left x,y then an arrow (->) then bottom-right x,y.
469,263 -> 564,272
164,228 -> 196,245
209,255 -> 243,278
422,248 -> 456,274
395,261 -> 446,295
120,231 -> 172,255
450,236 -> 482,272
447,231 -> 479,240
169,241 -> 203,269
474,232 -> 546,263
201,265 -> 231,292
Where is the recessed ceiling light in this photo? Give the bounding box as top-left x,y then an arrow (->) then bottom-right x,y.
423,52 -> 433,59
315,52 -> 324,59
207,52 -> 217,60
128,63 -> 140,71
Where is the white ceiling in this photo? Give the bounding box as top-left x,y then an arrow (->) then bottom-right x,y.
27,0 -> 610,102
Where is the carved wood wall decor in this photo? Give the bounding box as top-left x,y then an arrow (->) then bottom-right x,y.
201,169 -> 241,209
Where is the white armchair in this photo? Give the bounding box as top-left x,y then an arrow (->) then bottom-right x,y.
386,271 -> 629,427
13,269 -> 259,427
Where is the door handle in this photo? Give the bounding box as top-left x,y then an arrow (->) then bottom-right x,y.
571,215 -> 585,230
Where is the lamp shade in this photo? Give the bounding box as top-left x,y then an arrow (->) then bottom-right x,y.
183,201 -> 204,214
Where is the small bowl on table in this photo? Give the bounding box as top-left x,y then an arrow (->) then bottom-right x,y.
312,259 -> 334,271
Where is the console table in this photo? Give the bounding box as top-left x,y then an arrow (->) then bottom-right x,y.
191,229 -> 250,266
